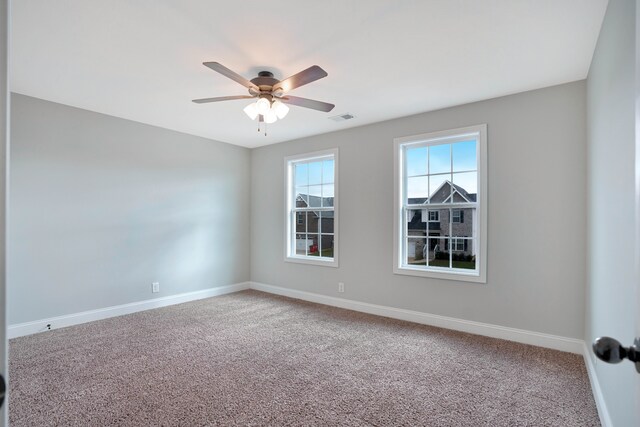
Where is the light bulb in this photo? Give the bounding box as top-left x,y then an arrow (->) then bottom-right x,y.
243,103 -> 258,120
256,98 -> 271,115
264,109 -> 278,124
272,100 -> 289,119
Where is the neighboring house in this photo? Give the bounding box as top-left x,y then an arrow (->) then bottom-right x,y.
407,181 -> 476,260
295,194 -> 335,255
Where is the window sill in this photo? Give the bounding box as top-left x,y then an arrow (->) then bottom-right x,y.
285,256 -> 339,268
394,265 -> 486,283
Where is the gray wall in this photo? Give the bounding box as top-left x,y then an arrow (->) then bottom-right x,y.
9,94 -> 251,324
586,0 -> 638,425
251,81 -> 587,339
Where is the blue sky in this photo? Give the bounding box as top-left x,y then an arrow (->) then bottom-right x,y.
406,140 -> 477,199
295,160 -> 335,201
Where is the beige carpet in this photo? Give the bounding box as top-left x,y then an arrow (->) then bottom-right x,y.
9,290 -> 599,426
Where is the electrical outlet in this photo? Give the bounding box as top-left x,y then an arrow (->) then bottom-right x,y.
338,282 -> 345,293
152,282 -> 160,293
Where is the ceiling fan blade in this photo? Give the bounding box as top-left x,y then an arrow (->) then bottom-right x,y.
192,95 -> 255,104
203,62 -> 259,91
273,65 -> 328,93
280,96 -> 335,112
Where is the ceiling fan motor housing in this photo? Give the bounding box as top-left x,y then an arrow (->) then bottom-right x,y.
250,71 -> 279,95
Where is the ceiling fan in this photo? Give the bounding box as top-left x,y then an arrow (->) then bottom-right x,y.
192,62 -> 335,131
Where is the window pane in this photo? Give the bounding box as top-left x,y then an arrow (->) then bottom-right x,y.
427,209 -> 442,234
308,185 -> 322,207
309,162 -> 322,185
320,234 -> 334,258
429,144 -> 451,174
429,174 -> 451,203
427,237 -> 449,268
451,206 -> 475,269
452,172 -> 477,202
449,238 -> 475,270
322,160 -> 334,184
439,208 -> 450,232
295,233 -> 307,256
322,184 -> 334,207
307,234 -> 319,256
295,188 -> 309,207
407,209 -> 426,236
407,237 -> 427,266
456,257 -> 475,270
296,212 -> 307,233
407,176 -> 428,204
319,211 -> 334,234
451,208 -> 474,237
452,140 -> 477,172
295,163 -> 308,187
305,211 -> 319,234
406,146 -> 427,177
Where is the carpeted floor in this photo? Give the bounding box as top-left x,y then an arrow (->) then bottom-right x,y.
9,290 -> 599,426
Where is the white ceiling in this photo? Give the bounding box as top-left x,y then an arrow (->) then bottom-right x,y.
10,1 -> 607,148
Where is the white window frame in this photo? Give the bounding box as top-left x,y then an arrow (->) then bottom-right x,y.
284,148 -> 339,267
428,210 -> 439,222
452,209 -> 462,223
393,124 -> 487,283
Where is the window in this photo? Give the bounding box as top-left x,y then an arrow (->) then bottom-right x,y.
451,238 -> 466,252
285,149 -> 338,267
394,125 -> 487,282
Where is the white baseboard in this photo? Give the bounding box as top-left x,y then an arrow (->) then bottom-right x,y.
11,280 -> 585,353
582,342 -> 613,427
8,282 -> 251,339
249,281 -> 584,354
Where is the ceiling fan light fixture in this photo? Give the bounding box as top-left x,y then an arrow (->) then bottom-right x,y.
264,109 -> 278,124
243,103 -> 258,120
256,97 -> 271,115
273,100 -> 289,119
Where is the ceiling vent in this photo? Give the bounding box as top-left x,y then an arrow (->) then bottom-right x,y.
329,113 -> 355,122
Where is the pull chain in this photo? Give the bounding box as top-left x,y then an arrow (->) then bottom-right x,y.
255,118 -> 268,136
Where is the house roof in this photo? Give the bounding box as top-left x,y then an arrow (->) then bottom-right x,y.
295,194 -> 335,219
449,181 -> 477,203
408,197 -> 428,205
407,180 -> 476,205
